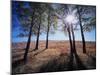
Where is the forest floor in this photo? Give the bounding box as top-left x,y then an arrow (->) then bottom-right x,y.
12,41 -> 96,74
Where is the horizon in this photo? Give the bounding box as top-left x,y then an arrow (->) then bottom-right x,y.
12,39 -> 96,43
12,28 -> 96,43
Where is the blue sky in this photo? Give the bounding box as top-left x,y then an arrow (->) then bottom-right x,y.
12,24 -> 96,42
12,1 -> 96,43
12,14 -> 96,43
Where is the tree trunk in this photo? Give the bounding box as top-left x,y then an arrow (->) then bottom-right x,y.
45,23 -> 49,49
35,14 -> 41,50
23,12 -> 34,63
77,6 -> 86,53
71,24 -> 77,54
46,9 -> 50,49
67,26 -> 73,55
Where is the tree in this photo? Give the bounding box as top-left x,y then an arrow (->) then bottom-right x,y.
12,1 -> 34,63
23,11 -> 34,63
46,8 -> 50,49
76,5 -> 96,53
34,9 -> 42,50
45,4 -> 57,49
12,1 -> 45,63
34,3 -> 51,50
76,5 -> 86,53
53,4 -> 76,55
22,2 -> 46,62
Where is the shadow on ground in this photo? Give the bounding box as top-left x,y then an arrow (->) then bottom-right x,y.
38,53 -> 87,73
12,49 -> 96,74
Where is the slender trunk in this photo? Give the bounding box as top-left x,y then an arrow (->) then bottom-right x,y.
77,6 -> 86,53
35,14 -> 41,50
46,9 -> 50,49
71,24 -> 77,54
46,23 -> 49,49
23,12 -> 34,63
67,26 -> 73,55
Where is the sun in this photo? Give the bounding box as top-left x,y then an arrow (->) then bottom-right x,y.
65,14 -> 76,24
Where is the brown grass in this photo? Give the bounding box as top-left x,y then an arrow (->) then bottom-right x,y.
12,40 -> 96,74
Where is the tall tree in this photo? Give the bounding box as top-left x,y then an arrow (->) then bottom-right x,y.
23,11 -> 35,63
23,2 -> 45,62
40,4 -> 58,49
76,6 -> 86,53
34,11 -> 41,50
76,5 -> 96,53
12,1 -> 44,62
12,1 -> 35,63
46,8 -> 50,49
34,3 -> 49,50
52,4 -> 75,54
54,4 -> 77,55
45,4 -> 56,49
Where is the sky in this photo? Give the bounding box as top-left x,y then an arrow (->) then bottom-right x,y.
12,1 -> 96,43
12,26 -> 96,42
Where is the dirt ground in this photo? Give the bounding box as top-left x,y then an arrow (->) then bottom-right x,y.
12,41 -> 96,74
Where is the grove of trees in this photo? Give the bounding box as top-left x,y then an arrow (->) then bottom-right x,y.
12,1 -> 96,63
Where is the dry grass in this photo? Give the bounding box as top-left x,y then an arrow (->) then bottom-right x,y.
12,41 -> 96,74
